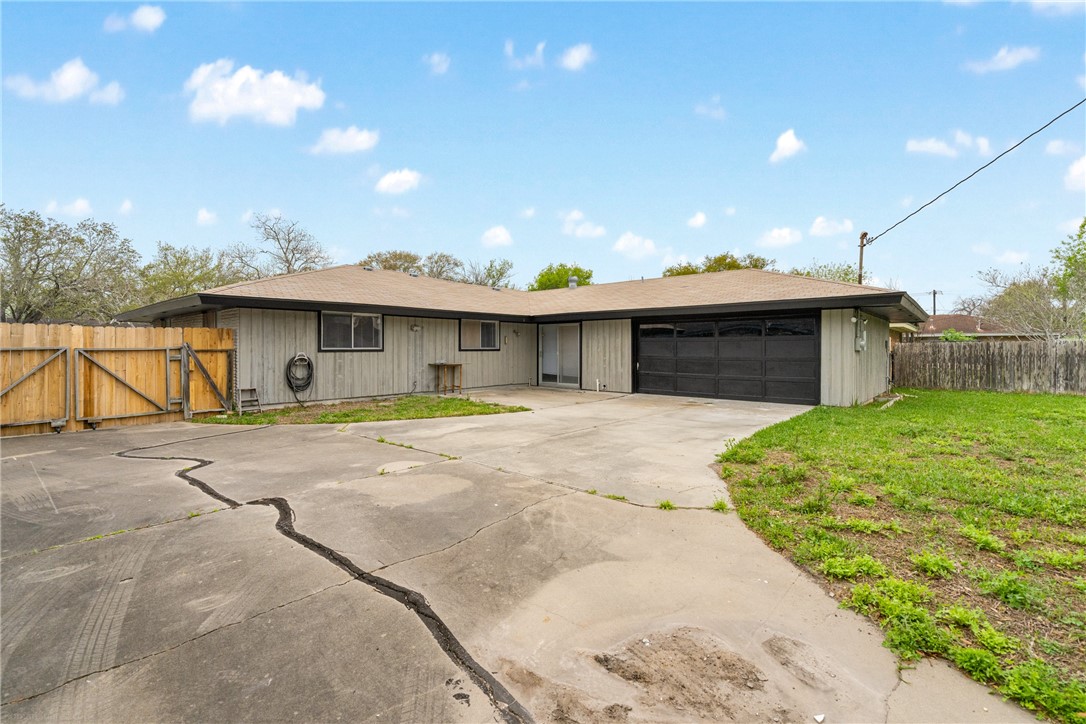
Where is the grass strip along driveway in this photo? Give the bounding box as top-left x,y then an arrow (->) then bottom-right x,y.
717,389 -> 1086,722
197,394 -> 529,425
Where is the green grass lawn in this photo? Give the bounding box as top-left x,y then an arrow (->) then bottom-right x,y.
717,389 -> 1086,722
197,394 -> 529,425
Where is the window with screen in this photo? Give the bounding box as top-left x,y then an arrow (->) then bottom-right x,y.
320,312 -> 383,351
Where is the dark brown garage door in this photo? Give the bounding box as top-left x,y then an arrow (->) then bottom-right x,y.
636,317 -> 820,404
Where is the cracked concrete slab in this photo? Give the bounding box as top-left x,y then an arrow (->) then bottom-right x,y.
1,387 -> 1034,722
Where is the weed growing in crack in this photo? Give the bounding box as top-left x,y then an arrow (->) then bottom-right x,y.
586,489 -> 598,495
603,494 -> 626,501
657,500 -> 676,511
709,497 -> 730,513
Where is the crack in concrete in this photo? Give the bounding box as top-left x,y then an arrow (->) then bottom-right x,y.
1,579 -> 352,707
248,496 -> 532,724
374,491 -> 574,573
109,428 -> 534,724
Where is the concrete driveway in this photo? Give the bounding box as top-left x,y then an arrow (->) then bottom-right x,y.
1,387 -> 1029,723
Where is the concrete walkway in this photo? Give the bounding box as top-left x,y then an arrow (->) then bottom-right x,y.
1,387 -> 1030,723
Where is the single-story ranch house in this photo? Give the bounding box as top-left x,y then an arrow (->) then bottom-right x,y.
119,265 -> 928,408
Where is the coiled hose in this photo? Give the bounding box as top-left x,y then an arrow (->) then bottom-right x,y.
286,352 -> 314,404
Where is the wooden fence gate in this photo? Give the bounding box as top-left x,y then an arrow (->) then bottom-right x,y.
1,323 -> 235,436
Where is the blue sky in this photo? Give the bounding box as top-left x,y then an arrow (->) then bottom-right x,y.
3,1 -> 1084,311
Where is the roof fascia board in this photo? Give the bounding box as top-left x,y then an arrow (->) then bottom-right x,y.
197,294 -> 534,323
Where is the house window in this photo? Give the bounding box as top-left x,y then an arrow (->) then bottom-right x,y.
460,319 -> 500,351
321,312 -> 383,351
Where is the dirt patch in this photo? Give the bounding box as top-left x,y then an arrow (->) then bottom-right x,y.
499,659 -> 633,724
593,627 -> 801,722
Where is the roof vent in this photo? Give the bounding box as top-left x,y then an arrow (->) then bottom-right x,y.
408,271 -> 419,277
568,276 -> 578,289
362,265 -> 374,271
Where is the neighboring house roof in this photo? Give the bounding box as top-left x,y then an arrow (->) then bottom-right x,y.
118,264 -> 928,324
915,314 -> 1025,337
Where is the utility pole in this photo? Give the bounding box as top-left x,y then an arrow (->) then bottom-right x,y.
928,289 -> 942,315
857,231 -> 872,284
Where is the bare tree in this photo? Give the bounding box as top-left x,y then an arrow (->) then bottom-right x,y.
421,251 -> 464,281
228,214 -> 332,278
463,258 -> 515,288
951,295 -> 986,316
976,267 -> 1081,339
358,249 -> 422,273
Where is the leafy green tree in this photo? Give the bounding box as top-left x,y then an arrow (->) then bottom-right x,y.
359,249 -> 423,273
789,259 -> 870,284
663,252 -> 775,276
421,251 -> 464,281
138,242 -> 245,305
528,263 -> 594,291
1,205 -> 141,322
940,329 -> 976,342
228,214 -> 332,278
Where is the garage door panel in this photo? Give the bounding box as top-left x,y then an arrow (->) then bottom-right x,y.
641,357 -> 676,374
638,373 -> 676,392
677,358 -> 716,375
718,378 -> 765,398
765,380 -> 820,402
677,376 -> 717,395
766,358 -> 818,379
718,359 -> 763,377
676,338 -> 717,357
717,339 -> 763,359
640,339 -> 675,357
765,338 -> 817,358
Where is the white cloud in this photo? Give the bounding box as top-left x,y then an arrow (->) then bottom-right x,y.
184,59 -> 325,126
769,129 -> 807,163
423,52 -> 450,75
90,81 -> 125,105
965,46 -> 1040,73
196,208 -> 217,226
1030,0 -> 1084,15
375,169 -> 422,194
997,250 -> 1029,264
694,95 -> 726,121
119,199 -> 133,215
724,206 -> 736,216
104,4 -> 166,33
560,209 -> 606,238
661,251 -> 688,268
757,227 -> 803,248
309,126 -> 379,155
901,196 -> 914,208
953,129 -> 992,156
1046,139 -> 1080,156
687,211 -> 707,228
1066,155 -> 1086,192
46,198 -> 93,217
4,57 -> 124,105
906,138 -> 959,157
612,231 -> 657,260
372,206 -> 411,219
505,40 -> 545,70
481,225 -> 513,248
971,242 -> 993,256
241,209 -> 254,223
131,5 -> 166,32
809,216 -> 854,237
559,43 -> 595,71
1059,218 -> 1082,234
520,207 -> 536,219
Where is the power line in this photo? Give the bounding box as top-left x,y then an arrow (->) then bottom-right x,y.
865,96 -> 1086,246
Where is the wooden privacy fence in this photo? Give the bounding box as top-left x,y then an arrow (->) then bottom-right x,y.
1,323 -> 234,436
892,340 -> 1086,395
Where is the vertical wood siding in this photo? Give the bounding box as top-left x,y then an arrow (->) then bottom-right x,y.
236,309 -> 537,406
581,319 -> 633,393
820,309 -> 890,406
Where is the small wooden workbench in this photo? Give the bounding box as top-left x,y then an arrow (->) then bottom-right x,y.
429,362 -> 463,395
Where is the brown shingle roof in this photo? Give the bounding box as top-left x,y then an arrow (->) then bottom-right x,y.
123,264 -> 927,323
918,314 -> 1010,335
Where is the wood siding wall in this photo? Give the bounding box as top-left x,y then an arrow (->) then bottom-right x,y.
1,323 -> 234,436
581,319 -> 633,393
892,340 -> 1086,394
234,308 -> 536,406
820,309 -> 891,406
